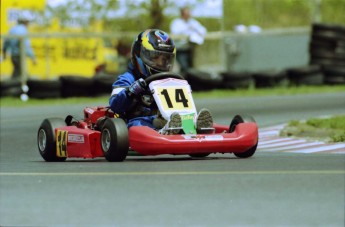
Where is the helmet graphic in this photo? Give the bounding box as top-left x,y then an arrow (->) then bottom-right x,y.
131,29 -> 176,78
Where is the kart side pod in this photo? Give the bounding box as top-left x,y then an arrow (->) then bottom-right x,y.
54,126 -> 103,159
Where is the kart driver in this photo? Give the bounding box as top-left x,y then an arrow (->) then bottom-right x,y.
109,29 -> 213,134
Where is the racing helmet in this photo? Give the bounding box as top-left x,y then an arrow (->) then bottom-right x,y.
131,29 -> 176,78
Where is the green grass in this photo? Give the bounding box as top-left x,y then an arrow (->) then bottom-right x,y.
193,85 -> 345,99
0,96 -> 109,107
0,85 -> 344,107
280,115 -> 345,143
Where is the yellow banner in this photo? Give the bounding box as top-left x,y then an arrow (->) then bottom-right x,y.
1,0 -> 118,79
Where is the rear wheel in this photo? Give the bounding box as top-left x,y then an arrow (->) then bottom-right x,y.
101,118 -> 129,162
38,118 -> 67,162
229,115 -> 257,158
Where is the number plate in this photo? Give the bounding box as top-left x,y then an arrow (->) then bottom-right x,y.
56,130 -> 68,157
157,87 -> 193,111
150,78 -> 196,120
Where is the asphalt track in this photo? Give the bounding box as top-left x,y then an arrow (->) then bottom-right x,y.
1,92 -> 345,226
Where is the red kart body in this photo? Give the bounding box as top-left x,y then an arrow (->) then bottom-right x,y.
54,126 -> 103,159
129,123 -> 258,156
37,106 -> 259,162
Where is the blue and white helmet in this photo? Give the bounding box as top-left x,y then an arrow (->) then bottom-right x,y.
131,29 -> 176,78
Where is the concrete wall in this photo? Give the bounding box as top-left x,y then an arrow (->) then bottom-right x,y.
194,27 -> 310,73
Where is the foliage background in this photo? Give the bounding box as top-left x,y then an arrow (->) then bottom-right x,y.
45,0 -> 345,33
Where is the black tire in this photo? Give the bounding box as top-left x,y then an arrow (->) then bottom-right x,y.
60,75 -> 94,97
189,153 -> 210,158
310,57 -> 345,67
37,118 -> 67,162
323,66 -> 345,84
324,75 -> 345,84
27,79 -> 61,99
27,79 -> 61,90
29,90 -> 61,99
93,72 -> 118,96
310,23 -> 345,69
221,71 -> 254,89
286,65 -> 324,85
229,115 -> 256,133
309,38 -> 337,51
0,79 -> 22,97
253,70 -> 288,88
229,115 -> 257,158
310,49 -> 345,61
185,69 -> 223,91
0,86 -> 22,97
312,23 -> 345,41
0,78 -> 21,89
234,143 -> 258,158
101,118 -> 129,162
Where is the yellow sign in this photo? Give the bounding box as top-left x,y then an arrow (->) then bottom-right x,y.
157,87 -> 193,111
56,130 -> 68,158
1,0 -> 46,35
1,0 -> 118,79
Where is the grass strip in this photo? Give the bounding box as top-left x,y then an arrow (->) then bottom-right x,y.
1,85 -> 344,107
280,115 -> 345,142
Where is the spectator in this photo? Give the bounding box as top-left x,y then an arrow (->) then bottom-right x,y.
2,18 -> 37,79
170,6 -> 207,74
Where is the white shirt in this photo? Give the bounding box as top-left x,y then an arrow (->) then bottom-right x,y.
170,18 -> 207,48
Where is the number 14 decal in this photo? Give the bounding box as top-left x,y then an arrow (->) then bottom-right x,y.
160,88 -> 189,109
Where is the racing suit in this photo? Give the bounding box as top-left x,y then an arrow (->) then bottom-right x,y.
109,63 -> 157,128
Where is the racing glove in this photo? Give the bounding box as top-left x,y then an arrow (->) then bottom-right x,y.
128,78 -> 147,96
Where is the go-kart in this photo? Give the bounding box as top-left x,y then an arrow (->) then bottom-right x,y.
37,72 -> 258,162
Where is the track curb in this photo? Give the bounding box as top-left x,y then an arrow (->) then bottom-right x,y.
258,124 -> 345,154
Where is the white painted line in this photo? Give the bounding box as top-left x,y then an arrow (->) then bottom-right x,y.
259,124 -> 285,131
257,125 -> 345,154
259,139 -> 308,149
288,144 -> 345,153
262,142 -> 325,151
259,131 -> 279,137
258,138 -> 293,146
331,151 -> 345,154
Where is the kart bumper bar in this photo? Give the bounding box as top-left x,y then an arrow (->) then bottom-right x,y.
129,123 -> 258,155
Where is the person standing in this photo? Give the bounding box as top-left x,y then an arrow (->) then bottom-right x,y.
2,18 -> 37,79
170,6 -> 207,74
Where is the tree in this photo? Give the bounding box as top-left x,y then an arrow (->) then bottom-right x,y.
45,0 -> 119,29
125,0 -> 171,29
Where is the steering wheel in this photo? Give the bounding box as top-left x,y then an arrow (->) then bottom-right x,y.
140,72 -> 185,108
144,72 -> 185,85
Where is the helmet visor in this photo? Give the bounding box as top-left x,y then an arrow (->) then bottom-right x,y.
140,47 -> 175,72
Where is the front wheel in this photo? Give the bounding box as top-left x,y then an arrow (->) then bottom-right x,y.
229,115 -> 256,133
229,115 -> 257,158
37,118 -> 67,162
101,118 -> 129,162
234,143 -> 258,158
